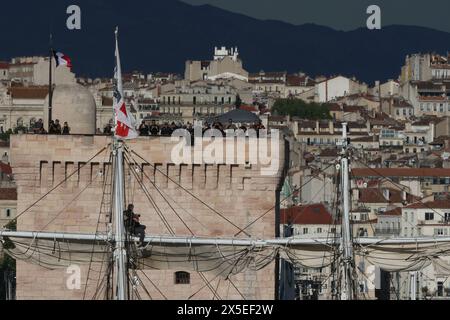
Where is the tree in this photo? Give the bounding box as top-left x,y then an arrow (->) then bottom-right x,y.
272,99 -> 332,120
0,129 -> 13,142
13,126 -> 28,134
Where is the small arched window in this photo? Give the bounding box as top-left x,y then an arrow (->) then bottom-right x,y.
175,271 -> 190,285
6,209 -> 11,218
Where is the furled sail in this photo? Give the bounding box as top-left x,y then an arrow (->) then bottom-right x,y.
355,240 -> 450,273
1,233 -> 110,270
3,232 -> 450,276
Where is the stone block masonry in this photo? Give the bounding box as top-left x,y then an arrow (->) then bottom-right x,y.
10,134 -> 285,300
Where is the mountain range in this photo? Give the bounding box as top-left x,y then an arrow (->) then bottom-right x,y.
1,0 -> 450,84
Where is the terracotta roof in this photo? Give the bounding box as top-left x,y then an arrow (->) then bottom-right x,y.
0,62 -> 9,69
412,117 -> 442,126
358,188 -> 418,204
343,93 -> 378,102
380,207 -> 402,216
352,168 -> 450,178
418,96 -> 447,102
327,104 -> 342,112
249,79 -> 284,84
343,105 -> 364,113
0,162 -> 12,174
394,100 -> 413,108
353,219 -> 378,224
239,105 -> 258,112
8,86 -> 48,99
0,140 -> 9,148
280,204 -> 333,225
319,148 -> 338,157
286,75 -> 312,87
405,200 -> 450,209
0,188 -> 17,201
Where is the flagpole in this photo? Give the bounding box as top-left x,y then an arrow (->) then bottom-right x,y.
112,26 -> 129,301
48,33 -> 53,132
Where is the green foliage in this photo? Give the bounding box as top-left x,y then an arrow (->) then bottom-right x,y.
13,126 -> 28,134
0,253 -> 15,271
0,129 -> 13,142
272,99 -> 332,120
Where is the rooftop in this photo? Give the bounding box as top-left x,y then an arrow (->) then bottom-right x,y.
0,162 -> 12,175
0,188 -> 17,201
352,168 -> 450,178
405,200 -> 450,209
280,203 -> 333,225
8,86 -> 48,100
381,207 -> 402,216
358,188 -> 418,204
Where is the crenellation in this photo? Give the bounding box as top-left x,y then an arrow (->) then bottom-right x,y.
11,134 -> 284,300
179,164 -> 193,190
192,164 -> 205,189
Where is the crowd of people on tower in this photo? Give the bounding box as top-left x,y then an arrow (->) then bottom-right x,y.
32,119 -> 71,135
113,118 -> 267,137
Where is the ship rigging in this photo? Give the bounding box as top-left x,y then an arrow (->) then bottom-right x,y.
2,30 -> 450,301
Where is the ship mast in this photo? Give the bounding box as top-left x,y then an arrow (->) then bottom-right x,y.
111,28 -> 129,301
340,123 -> 356,300
112,140 -> 128,300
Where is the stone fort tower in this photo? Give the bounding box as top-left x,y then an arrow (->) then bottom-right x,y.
10,85 -> 286,300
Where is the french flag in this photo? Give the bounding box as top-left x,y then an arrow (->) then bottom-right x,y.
113,28 -> 139,140
53,51 -> 72,69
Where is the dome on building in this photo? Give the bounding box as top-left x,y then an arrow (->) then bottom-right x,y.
44,84 -> 96,135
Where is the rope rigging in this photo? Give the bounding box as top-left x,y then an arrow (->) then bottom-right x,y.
129,148 -> 252,237
6,134 -> 450,301
3,145 -> 109,229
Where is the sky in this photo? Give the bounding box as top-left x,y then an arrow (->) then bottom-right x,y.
182,0 -> 450,33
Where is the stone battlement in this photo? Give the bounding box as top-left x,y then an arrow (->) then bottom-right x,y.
11,134 -> 285,300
